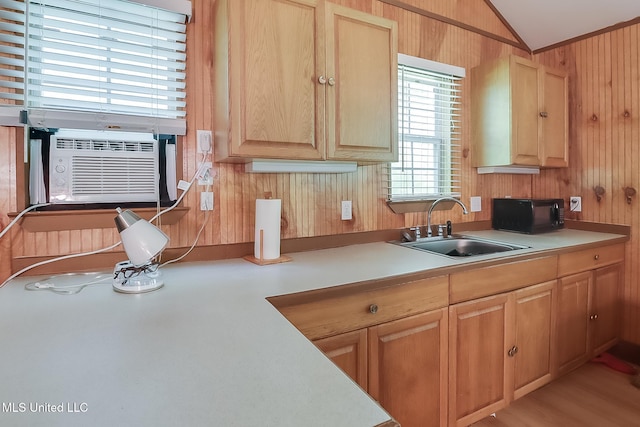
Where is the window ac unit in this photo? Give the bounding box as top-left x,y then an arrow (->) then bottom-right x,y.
48,130 -> 159,204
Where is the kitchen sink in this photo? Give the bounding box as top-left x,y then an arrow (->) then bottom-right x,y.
394,235 -> 529,257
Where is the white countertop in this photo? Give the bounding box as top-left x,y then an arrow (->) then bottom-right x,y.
0,228 -> 627,427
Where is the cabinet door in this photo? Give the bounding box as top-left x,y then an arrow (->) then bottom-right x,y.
556,272 -> 592,376
591,264 -> 622,355
539,67 -> 569,167
369,308 -> 448,427
513,280 -> 556,399
449,294 -> 511,427
325,4 -> 397,162
223,0 -> 325,160
314,328 -> 368,390
510,56 -> 541,166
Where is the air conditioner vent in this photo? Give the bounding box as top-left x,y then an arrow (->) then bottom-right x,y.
49,130 -> 159,204
56,138 -> 155,153
70,157 -> 157,196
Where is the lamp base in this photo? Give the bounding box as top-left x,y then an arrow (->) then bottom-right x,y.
112,260 -> 164,294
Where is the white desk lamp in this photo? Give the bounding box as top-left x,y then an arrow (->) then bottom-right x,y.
113,208 -> 169,293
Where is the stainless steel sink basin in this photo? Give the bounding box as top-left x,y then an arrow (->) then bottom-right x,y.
394,235 -> 529,257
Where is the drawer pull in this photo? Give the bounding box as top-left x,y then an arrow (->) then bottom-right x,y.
369,304 -> 378,314
594,254 -> 600,260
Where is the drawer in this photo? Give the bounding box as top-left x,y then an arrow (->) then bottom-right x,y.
449,256 -> 558,303
558,243 -> 625,277
274,275 -> 449,340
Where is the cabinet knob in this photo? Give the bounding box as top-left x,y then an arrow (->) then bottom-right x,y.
507,345 -> 518,357
318,75 -> 327,85
328,77 -> 335,86
594,254 -> 600,260
369,304 -> 378,314
590,314 -> 599,320
539,111 -> 549,118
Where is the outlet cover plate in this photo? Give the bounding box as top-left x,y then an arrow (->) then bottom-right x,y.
570,196 -> 582,212
341,200 -> 352,220
470,196 -> 482,212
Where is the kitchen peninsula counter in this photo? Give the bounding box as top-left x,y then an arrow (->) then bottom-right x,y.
0,227 -> 628,427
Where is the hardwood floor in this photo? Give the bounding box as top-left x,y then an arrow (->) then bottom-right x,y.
471,363 -> 640,427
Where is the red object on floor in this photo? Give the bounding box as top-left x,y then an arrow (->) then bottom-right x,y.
591,352 -> 638,375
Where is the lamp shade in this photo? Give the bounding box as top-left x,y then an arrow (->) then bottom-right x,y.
114,209 -> 169,266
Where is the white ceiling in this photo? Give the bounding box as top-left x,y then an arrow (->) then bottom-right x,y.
490,0 -> 640,51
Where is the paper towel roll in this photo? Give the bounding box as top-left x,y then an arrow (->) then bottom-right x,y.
254,199 -> 281,260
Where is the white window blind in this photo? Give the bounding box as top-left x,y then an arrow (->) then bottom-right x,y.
0,0 -> 26,114
0,0 -> 190,133
388,55 -> 464,202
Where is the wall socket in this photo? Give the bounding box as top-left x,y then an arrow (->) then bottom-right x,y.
341,200 -> 352,220
570,196 -> 582,212
197,162 -> 213,186
200,192 -> 214,211
197,130 -> 213,153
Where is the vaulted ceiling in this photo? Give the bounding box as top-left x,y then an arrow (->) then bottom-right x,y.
489,0 -> 640,52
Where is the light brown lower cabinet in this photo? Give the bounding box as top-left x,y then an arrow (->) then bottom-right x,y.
448,280 -> 556,427
368,308 -> 448,427
313,308 -> 448,427
591,264 -> 622,354
271,242 -> 624,427
556,263 -> 623,375
314,329 -> 368,390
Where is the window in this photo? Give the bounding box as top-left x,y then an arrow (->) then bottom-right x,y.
388,54 -> 465,207
0,0 -> 191,134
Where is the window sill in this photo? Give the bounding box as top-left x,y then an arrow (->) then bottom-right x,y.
8,207 -> 189,232
386,199 -> 460,214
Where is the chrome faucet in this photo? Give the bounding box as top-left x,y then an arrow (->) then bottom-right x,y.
426,197 -> 469,237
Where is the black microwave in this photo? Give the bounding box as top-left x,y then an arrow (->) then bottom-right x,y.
492,198 -> 565,234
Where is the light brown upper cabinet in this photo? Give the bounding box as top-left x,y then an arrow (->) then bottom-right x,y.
213,0 -> 398,163
471,55 -> 568,168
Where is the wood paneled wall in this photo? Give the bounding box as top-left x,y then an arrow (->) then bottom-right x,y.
1,0 -> 638,345
534,26 -> 640,344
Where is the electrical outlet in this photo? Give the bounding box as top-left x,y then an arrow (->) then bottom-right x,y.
200,192 -> 214,211
197,130 -> 213,153
570,196 -> 582,212
341,200 -> 352,221
197,162 -> 213,186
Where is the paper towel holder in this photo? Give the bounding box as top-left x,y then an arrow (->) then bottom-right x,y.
243,229 -> 292,266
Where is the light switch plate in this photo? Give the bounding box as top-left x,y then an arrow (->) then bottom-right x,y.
341,201 -> 352,220
470,196 -> 482,212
